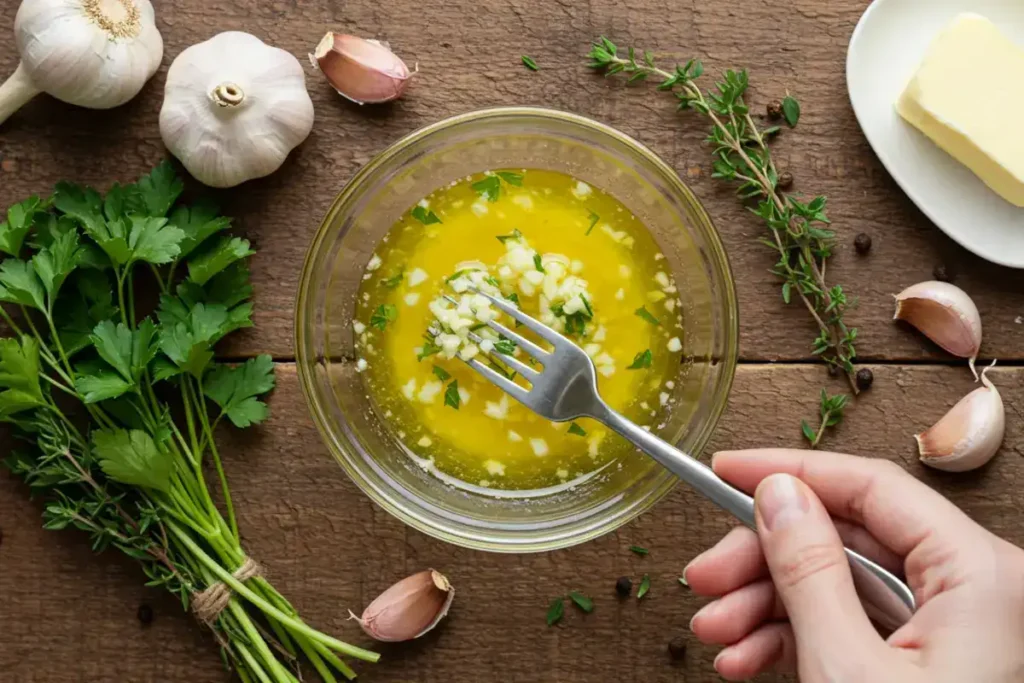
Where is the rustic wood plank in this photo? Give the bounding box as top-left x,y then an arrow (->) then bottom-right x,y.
0,0 -> 1021,363
1,362 -> 1021,682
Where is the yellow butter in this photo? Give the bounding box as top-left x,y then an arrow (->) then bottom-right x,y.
897,13 -> 1024,207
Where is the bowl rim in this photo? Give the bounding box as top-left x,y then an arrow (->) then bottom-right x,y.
295,106 -> 739,552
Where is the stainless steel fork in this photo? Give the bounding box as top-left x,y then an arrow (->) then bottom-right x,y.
448,289 -> 916,630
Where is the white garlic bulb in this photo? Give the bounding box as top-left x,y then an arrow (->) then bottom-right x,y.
0,0 -> 164,125
159,31 -> 315,189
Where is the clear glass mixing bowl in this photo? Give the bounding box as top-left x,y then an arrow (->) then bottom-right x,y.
296,107 -> 738,552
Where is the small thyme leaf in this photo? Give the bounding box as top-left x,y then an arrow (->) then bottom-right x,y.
782,95 -> 801,127
411,205 -> 442,225
546,597 -> 565,625
629,545 -> 649,556
568,422 -> 587,436
628,349 -> 652,370
444,379 -> 461,410
637,574 -> 651,599
533,254 -> 545,273
522,55 -> 539,71
568,591 -> 593,613
370,304 -> 398,331
634,306 -> 660,325
586,210 -> 600,235
432,365 -> 451,382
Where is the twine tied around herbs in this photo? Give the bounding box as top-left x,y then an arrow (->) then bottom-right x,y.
192,557 -> 263,625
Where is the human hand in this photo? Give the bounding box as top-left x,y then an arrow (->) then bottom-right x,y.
683,449 -> 1024,682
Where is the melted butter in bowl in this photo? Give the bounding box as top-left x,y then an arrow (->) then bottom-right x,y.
353,170 -> 684,492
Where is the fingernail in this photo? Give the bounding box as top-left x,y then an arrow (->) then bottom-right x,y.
682,551 -> 705,580
689,602 -> 714,632
757,474 -> 810,532
713,648 -> 729,670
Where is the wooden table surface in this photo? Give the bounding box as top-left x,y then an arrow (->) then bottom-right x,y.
2,1 -> 1023,681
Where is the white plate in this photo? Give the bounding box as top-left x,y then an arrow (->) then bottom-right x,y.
847,0 -> 1024,268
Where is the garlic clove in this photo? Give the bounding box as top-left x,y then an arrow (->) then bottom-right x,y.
353,569 -> 454,642
894,280 -> 982,378
916,364 -> 1004,472
310,32 -> 414,104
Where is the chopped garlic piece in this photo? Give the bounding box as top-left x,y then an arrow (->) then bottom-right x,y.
458,387 -> 471,405
587,431 -> 605,458
402,379 -> 417,400
619,265 -> 631,278
614,288 -> 625,301
485,395 -> 510,420
417,436 -> 432,448
556,468 -> 569,479
530,438 -> 549,457
667,337 -> 682,352
407,268 -> 429,287
404,293 -> 421,306
572,180 -> 592,198
570,259 -> 584,274
355,358 -> 368,372
485,460 -> 506,476
366,254 -> 382,271
471,201 -> 488,216
654,272 -> 670,288
417,380 -> 443,404
418,198 -> 430,208
353,321 -> 366,334
659,392 -> 669,407
593,325 -> 607,342
583,343 -> 601,358
512,194 -> 534,210
664,299 -> 676,312
666,380 -> 675,389
508,430 -> 523,442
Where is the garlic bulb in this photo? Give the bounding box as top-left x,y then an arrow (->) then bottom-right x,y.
310,33 -> 414,104
894,281 -> 982,378
917,364 -> 1004,473
159,32 -> 315,189
352,569 -> 454,642
0,0 -> 164,125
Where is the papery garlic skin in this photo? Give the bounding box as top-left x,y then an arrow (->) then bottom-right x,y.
1,0 -> 163,125
917,367 -> 1004,473
159,31 -> 315,189
894,281 -> 982,377
354,569 -> 454,642
311,32 -> 413,104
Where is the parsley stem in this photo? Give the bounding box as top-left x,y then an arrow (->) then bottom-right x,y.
167,519 -> 382,662
235,641 -> 274,683
39,372 -> 76,397
195,376 -> 239,541
228,599 -> 294,682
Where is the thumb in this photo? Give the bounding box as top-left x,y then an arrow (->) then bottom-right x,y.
755,473 -> 882,657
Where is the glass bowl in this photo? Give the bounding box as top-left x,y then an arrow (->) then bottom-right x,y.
295,107 -> 738,552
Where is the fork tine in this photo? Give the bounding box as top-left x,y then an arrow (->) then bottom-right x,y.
483,319 -> 549,363
462,329 -> 540,380
466,357 -> 531,403
472,289 -> 567,348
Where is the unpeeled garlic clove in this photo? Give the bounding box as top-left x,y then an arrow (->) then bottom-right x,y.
352,569 -> 454,642
310,32 -> 414,104
916,364 -> 1004,472
894,281 -> 982,378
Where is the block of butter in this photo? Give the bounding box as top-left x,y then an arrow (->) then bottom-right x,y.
897,13 -> 1024,207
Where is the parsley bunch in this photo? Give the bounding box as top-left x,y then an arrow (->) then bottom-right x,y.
587,37 -> 857,444
0,162 -> 377,681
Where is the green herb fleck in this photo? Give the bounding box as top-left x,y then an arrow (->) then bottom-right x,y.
637,574 -> 651,600
679,576 -> 689,587
568,423 -> 587,437
497,171 -> 524,186
635,306 -> 660,325
472,176 -> 502,202
411,205 -> 442,225
494,339 -> 516,355
370,304 -> 397,331
782,95 -> 800,127
579,294 -> 593,318
586,210 -> 600,236
444,379 -> 461,410
521,55 -> 539,71
432,365 -> 451,382
630,545 -> 649,556
496,228 -> 523,244
546,597 -> 565,626
533,254 -> 545,273
568,591 -> 593,613
418,338 -> 442,361
380,268 -> 404,289
628,349 -> 653,370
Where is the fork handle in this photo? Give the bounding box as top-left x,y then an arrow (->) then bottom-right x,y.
597,406 -> 916,630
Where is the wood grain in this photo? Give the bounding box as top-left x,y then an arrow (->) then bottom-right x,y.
2,363 -> 1023,683
0,0 -> 1022,362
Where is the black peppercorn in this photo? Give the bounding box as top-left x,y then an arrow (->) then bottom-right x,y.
853,232 -> 872,255
668,636 -> 688,661
777,171 -> 794,190
767,100 -> 783,119
137,603 -> 154,626
856,368 -> 874,391
615,576 -> 632,598
933,263 -> 955,283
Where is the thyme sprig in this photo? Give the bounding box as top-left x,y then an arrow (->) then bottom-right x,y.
587,37 -> 859,399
